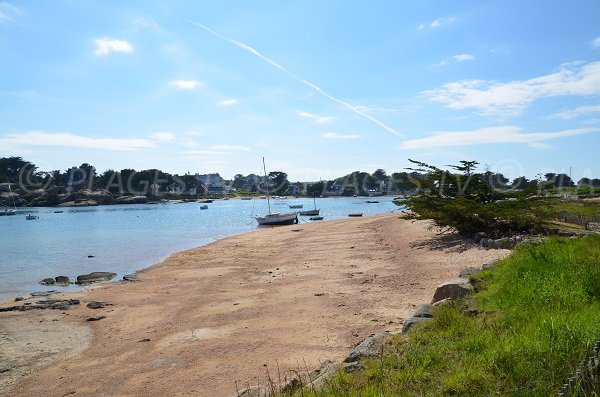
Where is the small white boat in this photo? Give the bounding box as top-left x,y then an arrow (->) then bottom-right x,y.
199,204 -> 209,210
26,213 -> 39,220
255,158 -> 298,226
256,212 -> 298,226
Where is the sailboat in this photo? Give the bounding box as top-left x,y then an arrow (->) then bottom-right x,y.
255,158 -> 298,226
298,196 -> 320,216
0,184 -> 17,216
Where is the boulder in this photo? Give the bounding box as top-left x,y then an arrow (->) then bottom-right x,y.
54,276 -> 70,285
39,278 -> 55,286
413,304 -> 434,318
472,232 -> 487,244
30,290 -> 58,297
402,316 -> 431,334
123,274 -> 141,282
458,267 -> 480,278
432,298 -> 452,307
86,301 -> 107,309
76,272 -> 117,285
431,278 -> 473,304
482,259 -> 500,270
493,237 -> 516,249
344,332 -> 390,363
479,238 -> 495,249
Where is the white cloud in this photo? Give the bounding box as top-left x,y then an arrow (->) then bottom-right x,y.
552,105 -> 600,119
452,53 -> 476,62
296,111 -> 335,124
169,80 -> 202,90
208,144 -> 250,151
592,36 -> 600,49
94,39 -> 133,56
322,132 -> 360,139
399,126 -> 598,149
419,16 -> 456,30
0,131 -> 155,151
0,2 -> 21,22
151,132 -> 176,142
423,61 -> 600,116
219,99 -> 239,106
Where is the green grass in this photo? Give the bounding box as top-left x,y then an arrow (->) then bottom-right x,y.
277,235 -> 600,396
550,200 -> 600,218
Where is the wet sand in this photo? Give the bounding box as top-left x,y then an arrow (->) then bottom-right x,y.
0,214 -> 509,397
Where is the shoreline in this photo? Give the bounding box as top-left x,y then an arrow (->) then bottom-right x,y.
0,214 -> 509,397
0,207 -> 400,301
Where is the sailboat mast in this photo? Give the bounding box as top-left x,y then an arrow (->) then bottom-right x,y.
262,157 -> 271,214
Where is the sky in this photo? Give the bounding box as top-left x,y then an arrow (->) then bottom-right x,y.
1,0 -> 600,182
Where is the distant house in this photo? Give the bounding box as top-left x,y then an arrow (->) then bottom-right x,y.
197,173 -> 226,194
287,184 -> 302,195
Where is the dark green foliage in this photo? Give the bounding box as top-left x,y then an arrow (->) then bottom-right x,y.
399,159 -> 550,238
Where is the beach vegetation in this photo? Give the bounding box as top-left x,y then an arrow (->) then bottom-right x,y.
397,159 -> 552,238
270,235 -> 600,396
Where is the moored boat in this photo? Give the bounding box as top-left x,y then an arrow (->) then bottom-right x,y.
348,213 -> 363,217
288,204 -> 303,209
255,157 -> 298,226
199,204 -> 209,210
256,212 -> 298,226
298,196 -> 320,216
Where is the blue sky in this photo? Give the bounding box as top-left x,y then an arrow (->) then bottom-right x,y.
1,0 -> 599,182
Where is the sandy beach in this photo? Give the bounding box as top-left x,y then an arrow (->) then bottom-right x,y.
0,214 -> 509,397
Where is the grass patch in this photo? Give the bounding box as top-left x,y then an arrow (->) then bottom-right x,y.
550,200 -> 600,218
278,235 -> 600,396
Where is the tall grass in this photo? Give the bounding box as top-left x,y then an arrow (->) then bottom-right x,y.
278,235 -> 600,396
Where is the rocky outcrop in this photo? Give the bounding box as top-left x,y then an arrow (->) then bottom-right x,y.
0,299 -> 79,312
344,332 -> 390,363
114,195 -> 148,204
76,272 -> 117,285
431,278 -> 473,304
402,316 -> 432,334
122,274 -> 142,282
54,276 -> 70,285
86,301 -> 110,309
39,278 -> 56,286
413,303 -> 434,318
458,267 -> 480,278
480,235 -> 525,249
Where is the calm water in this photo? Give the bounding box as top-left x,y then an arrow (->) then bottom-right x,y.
0,196 -> 400,298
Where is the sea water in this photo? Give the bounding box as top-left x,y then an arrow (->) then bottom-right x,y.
0,196 -> 400,298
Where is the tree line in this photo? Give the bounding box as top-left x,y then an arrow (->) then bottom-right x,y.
1,156 -> 599,200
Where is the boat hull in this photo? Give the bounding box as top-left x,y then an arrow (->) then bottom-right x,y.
298,209 -> 319,216
255,213 -> 298,226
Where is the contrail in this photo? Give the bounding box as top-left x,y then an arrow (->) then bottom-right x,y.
191,22 -> 402,137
